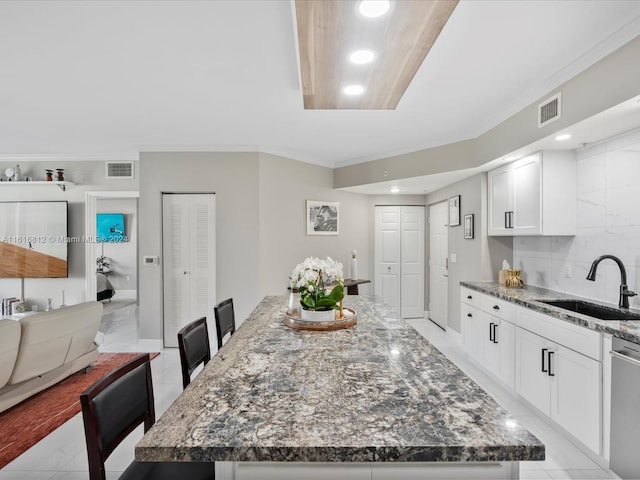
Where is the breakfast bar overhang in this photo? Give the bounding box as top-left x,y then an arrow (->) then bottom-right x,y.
135,296 -> 544,479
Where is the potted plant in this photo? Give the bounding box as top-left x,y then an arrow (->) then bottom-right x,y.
290,256 -> 344,321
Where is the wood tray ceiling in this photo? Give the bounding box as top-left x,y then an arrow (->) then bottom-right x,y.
295,0 -> 459,110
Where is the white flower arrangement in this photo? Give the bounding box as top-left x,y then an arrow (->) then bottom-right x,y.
290,256 -> 344,311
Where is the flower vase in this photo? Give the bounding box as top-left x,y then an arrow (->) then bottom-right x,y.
350,257 -> 358,280
300,308 -> 336,322
287,290 -> 300,316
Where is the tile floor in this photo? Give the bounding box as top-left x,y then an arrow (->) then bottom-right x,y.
0,305 -> 621,479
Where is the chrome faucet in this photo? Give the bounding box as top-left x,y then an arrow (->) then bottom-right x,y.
586,255 -> 637,308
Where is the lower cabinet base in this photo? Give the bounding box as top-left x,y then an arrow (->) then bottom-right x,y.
221,461 -> 521,480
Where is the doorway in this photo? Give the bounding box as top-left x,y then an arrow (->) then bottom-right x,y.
428,200 -> 448,329
84,191 -> 139,304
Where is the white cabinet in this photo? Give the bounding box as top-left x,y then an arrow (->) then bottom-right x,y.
514,313 -> 601,454
461,288 -> 515,388
488,151 -> 576,236
461,288 -> 603,455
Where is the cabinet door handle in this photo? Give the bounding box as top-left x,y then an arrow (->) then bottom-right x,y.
467,313 -> 472,317
504,211 -> 509,229
548,351 -> 555,377
467,295 -> 473,300
493,305 -> 500,310
489,322 -> 494,342
541,348 -> 548,373
492,323 -> 498,344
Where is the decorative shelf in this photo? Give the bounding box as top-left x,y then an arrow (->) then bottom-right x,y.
0,181 -> 75,191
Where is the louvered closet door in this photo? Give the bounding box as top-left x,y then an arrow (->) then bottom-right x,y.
162,193 -> 216,348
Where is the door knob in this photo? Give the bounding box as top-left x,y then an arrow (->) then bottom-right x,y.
387,266 -> 391,272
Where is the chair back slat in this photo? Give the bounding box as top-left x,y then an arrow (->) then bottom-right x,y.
214,298 -> 236,349
177,317 -> 211,389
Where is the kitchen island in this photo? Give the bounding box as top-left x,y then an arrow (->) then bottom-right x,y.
136,295 -> 544,479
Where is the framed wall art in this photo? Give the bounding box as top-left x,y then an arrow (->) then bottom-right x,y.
464,214 -> 474,239
448,195 -> 460,227
306,200 -> 339,235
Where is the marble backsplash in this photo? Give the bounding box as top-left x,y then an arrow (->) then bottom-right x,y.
513,127 -> 640,308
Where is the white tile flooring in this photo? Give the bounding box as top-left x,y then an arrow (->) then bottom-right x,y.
0,305 -> 621,479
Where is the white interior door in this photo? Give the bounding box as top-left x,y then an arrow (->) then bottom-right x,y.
400,207 -> 425,319
162,193 -> 216,348
375,206 -> 425,319
375,207 -> 401,314
428,201 -> 448,329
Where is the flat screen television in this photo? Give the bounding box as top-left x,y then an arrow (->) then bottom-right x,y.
96,213 -> 126,242
0,201 -> 68,278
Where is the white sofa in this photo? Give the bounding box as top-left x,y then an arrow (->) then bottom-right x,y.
0,301 -> 103,413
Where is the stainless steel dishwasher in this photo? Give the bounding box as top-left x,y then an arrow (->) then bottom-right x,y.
610,337 -> 640,479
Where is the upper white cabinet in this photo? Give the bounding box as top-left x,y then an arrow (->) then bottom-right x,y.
488,151 -> 576,236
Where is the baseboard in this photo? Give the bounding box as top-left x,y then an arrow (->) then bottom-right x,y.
446,327 -> 463,347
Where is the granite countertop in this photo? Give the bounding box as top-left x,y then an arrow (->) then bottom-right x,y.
136,295 -> 544,463
461,281 -> 640,345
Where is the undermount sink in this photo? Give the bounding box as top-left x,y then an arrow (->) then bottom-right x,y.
538,299 -> 640,321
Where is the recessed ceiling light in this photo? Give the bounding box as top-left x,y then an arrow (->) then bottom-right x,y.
349,49 -> 375,65
390,186 -> 400,193
357,0 -> 391,18
555,133 -> 571,141
343,84 -> 365,96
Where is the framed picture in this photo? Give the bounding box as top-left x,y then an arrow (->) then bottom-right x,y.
448,195 -> 460,227
306,200 -> 339,235
464,214 -> 474,239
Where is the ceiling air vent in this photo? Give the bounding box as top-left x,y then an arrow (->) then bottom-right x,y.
538,92 -> 561,128
105,161 -> 134,179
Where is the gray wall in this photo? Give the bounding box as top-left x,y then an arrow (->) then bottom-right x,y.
138,152 -> 260,340
138,152 -> 372,344
258,153 -> 371,297
426,173 -> 512,333
0,160 -> 138,310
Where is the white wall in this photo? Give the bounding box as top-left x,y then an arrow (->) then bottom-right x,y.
96,197 -> 137,294
0,160 -> 138,310
514,127 -> 640,308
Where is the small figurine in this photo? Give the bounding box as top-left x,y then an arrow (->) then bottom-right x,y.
45,169 -> 53,181
56,169 -> 64,181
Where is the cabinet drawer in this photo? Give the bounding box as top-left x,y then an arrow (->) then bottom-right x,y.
515,306 -> 601,361
481,295 -> 515,322
460,287 -> 481,308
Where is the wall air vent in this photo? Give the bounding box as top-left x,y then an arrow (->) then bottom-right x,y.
538,92 -> 561,128
105,161 -> 134,179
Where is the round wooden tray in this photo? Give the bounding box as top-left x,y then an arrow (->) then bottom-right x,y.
284,308 -> 357,331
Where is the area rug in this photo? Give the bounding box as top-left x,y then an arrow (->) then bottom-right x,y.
0,351 -> 160,469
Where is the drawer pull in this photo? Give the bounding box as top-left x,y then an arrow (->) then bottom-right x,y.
493,305 -> 500,310
467,313 -> 472,318
547,351 -> 555,377
467,295 -> 473,300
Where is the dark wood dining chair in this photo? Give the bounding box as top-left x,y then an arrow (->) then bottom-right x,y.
80,353 -> 215,480
177,317 -> 211,389
214,298 -> 236,349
